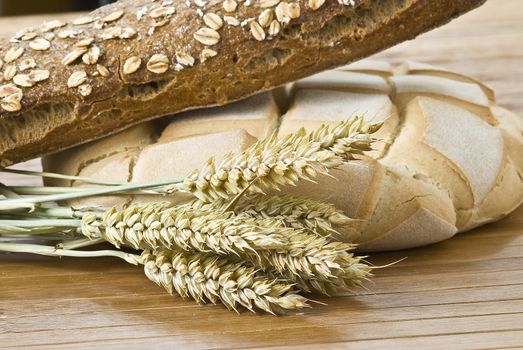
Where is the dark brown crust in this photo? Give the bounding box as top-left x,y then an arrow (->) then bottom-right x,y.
0,0 -> 486,166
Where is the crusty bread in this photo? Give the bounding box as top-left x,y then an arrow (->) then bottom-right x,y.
42,60 -> 523,252
0,0 -> 487,167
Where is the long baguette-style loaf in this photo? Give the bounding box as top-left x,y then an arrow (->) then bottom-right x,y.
43,60 -> 523,252
0,0 -> 486,166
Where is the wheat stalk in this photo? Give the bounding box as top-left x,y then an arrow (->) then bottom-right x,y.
1,118 -> 382,313
141,249 -> 310,314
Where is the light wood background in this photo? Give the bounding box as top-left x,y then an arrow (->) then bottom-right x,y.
1,1 -> 522,349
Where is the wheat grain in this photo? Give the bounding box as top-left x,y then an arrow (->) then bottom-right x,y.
141,249 -> 309,314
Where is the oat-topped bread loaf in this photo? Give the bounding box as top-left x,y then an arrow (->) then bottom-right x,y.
43,60 -> 523,252
0,0 -> 487,166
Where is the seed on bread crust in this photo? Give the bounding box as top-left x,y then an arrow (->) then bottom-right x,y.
4,47 -> 24,63
176,52 -> 195,67
29,38 -> 51,51
200,48 -> 218,62
82,46 -> 101,65
147,54 -> 170,74
224,16 -> 240,26
275,2 -> 289,23
75,38 -> 95,47
260,0 -> 280,8
119,27 -> 137,39
124,56 -> 142,75
268,20 -> 281,36
13,74 -> 34,88
259,9 -> 273,28
194,27 -> 221,46
102,10 -> 125,23
28,70 -> 50,83
78,83 -> 93,97
97,64 -> 110,77
3,64 -> 17,81
19,58 -> 36,71
308,0 -> 326,10
62,47 -> 88,65
0,84 -> 22,98
223,0 -> 238,13
288,3 -> 301,19
149,6 -> 176,19
41,20 -> 66,32
20,32 -> 37,41
203,13 -> 223,30
72,16 -> 97,25
250,21 -> 266,41
68,71 -> 88,88
1,94 -> 22,112
0,84 -> 23,112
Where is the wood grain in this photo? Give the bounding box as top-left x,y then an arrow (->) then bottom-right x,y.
1,1 -> 522,349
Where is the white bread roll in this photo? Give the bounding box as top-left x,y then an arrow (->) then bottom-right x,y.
42,61 -> 523,252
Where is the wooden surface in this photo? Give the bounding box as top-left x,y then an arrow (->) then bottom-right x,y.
1,1 -> 522,349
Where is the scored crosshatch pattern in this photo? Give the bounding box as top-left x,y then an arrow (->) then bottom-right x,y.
42,59 -> 523,252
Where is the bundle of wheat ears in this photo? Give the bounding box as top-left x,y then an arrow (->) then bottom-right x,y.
0,118 -> 381,314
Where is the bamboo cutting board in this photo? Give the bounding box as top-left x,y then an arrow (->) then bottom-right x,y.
0,1 -> 522,349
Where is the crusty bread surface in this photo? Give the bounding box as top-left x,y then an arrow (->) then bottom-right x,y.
0,0 -> 487,166
43,60 -> 523,252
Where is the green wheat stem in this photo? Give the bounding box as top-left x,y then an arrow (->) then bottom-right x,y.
0,242 -> 141,265
0,179 -> 184,211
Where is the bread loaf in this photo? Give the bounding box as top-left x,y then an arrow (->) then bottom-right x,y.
42,60 -> 523,252
0,0 -> 487,167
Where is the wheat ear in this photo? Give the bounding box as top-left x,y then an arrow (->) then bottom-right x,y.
308,117 -> 381,161
179,130 -> 342,203
177,118 -> 380,203
235,194 -> 356,235
82,204 -> 298,254
254,230 -> 372,294
187,194 -> 353,235
141,249 -> 310,314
